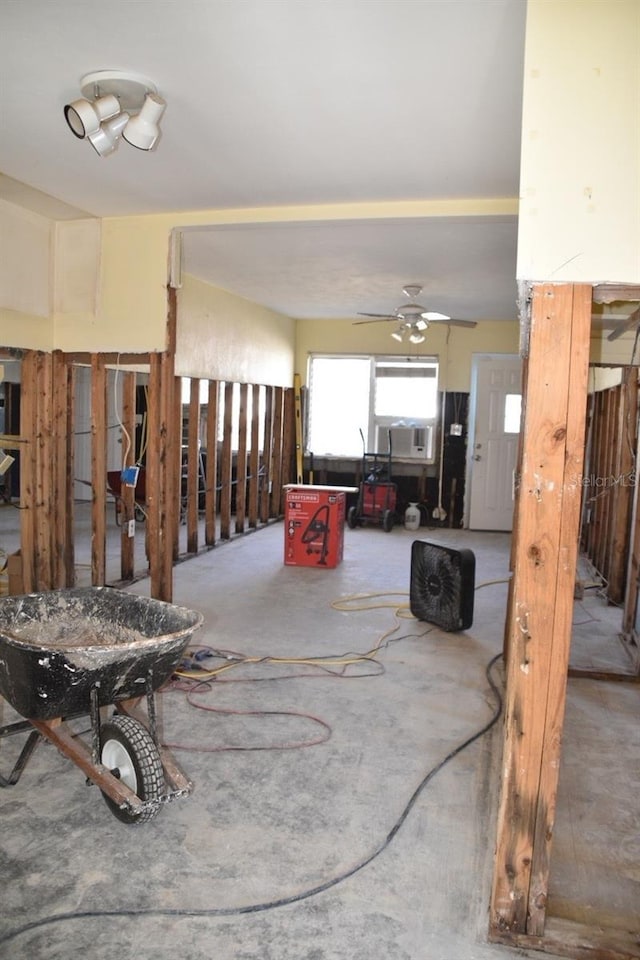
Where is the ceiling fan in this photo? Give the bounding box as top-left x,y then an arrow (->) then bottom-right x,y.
355,284 -> 477,343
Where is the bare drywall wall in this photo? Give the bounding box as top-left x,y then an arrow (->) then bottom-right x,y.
175,274 -> 295,386
518,0 -> 640,283
0,199 -> 53,349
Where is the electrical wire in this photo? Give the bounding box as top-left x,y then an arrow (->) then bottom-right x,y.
161,681 -> 332,753
173,593 -> 417,682
0,652 -> 504,947
167,595 -> 429,753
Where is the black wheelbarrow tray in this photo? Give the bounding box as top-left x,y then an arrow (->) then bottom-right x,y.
0,586 -> 203,823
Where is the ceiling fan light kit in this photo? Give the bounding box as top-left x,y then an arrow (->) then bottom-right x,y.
63,70 -> 166,156
355,283 -> 478,342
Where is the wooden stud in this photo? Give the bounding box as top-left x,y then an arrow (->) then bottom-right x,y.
63,362 -> 76,587
607,370 -> 637,603
171,374 -> 183,560
490,283 -> 591,940
281,387 -> 296,506
159,350 -> 175,601
260,386 -> 274,524
491,914 -> 640,960
51,352 -> 73,588
19,351 -> 37,593
186,378 -> 200,554
34,352 -> 54,588
269,386 -> 284,518
592,282 -> 640,303
235,382 -> 248,533
120,371 -> 137,582
64,351 -> 151,366
147,354 -> 161,597
219,381 -> 233,539
248,384 -> 260,528
90,354 -> 107,587
204,380 -> 218,546
146,350 -> 176,601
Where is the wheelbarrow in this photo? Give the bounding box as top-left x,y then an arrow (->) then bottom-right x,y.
0,587 -> 203,824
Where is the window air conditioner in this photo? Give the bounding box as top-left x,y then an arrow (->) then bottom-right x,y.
376,425 -> 434,461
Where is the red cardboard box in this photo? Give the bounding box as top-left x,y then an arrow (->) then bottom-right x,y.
284,485 -> 356,568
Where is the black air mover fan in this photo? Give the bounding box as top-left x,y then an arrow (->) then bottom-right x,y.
410,540 -> 475,631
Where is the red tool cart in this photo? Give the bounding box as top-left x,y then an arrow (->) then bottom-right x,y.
283,484 -> 358,568
346,430 -> 397,532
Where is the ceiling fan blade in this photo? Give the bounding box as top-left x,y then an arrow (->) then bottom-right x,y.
353,317 -> 395,325
421,311 -> 451,321
356,312 -> 396,320
607,305 -> 640,341
429,318 -> 478,328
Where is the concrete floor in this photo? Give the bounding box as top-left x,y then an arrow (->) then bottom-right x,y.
0,519 -> 637,959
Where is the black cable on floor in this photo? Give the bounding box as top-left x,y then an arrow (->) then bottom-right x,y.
0,653 -> 504,947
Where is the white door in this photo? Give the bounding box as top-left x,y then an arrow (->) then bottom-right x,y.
467,354 -> 521,531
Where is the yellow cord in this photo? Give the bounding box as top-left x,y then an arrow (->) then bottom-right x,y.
174,591 -> 415,680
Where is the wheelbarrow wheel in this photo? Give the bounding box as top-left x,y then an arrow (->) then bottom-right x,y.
100,715 -> 163,824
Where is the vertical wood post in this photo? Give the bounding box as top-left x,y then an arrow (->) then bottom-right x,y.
52,352 -> 74,588
19,351 -> 37,593
204,380 -> 218,546
120,371 -> 136,582
248,384 -> 260,528
147,351 -> 175,601
34,352 -> 54,588
219,381 -> 234,539
186,378 -> 200,553
90,354 -> 107,586
260,386 -> 274,523
607,369 -> 637,603
159,350 -> 175,600
490,284 -> 591,940
269,386 -> 284,518
171,374 -> 183,559
235,382 -> 248,532
147,354 -> 162,596
281,387 -> 296,501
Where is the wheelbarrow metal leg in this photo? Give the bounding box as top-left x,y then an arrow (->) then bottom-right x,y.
89,683 -> 102,765
0,729 -> 41,788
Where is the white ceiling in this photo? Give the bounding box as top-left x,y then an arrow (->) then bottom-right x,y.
0,0 -> 527,322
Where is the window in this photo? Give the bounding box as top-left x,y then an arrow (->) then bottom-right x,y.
503,393 -> 522,434
308,354 -> 439,458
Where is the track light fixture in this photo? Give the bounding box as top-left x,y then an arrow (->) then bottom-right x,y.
63,71 -> 166,157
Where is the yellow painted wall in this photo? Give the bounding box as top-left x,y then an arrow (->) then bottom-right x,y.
295,318 -> 521,393
0,199 -> 54,350
590,331 -> 640,367
176,274 -> 295,385
518,0 -> 640,282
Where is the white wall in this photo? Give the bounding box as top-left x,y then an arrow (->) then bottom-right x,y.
518,0 -> 640,283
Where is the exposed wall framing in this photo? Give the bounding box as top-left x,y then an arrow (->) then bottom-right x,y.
17,350 -> 76,593
581,367 -> 639,606
6,347 -> 295,602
